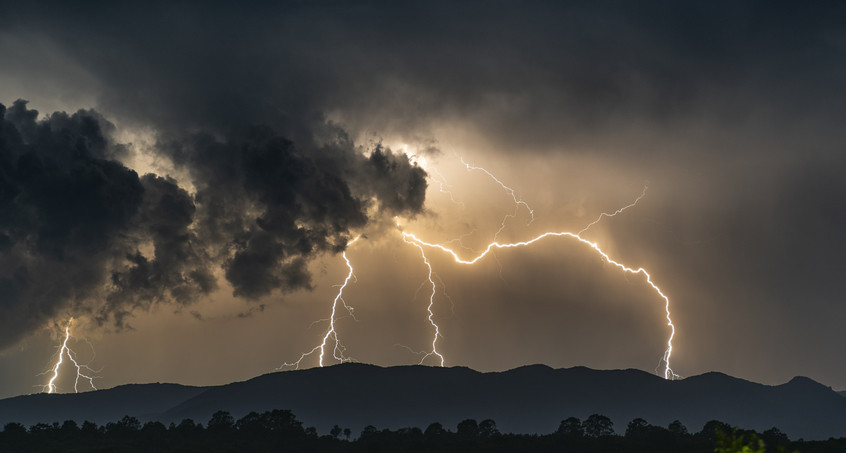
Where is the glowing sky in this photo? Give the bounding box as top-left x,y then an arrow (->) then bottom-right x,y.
1,1 -> 845,398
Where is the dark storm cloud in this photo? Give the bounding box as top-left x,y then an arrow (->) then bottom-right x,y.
0,98 -> 427,347
164,126 -> 425,299
101,173 -> 215,327
0,100 -> 206,348
5,0 -> 844,154
1,2 -> 442,345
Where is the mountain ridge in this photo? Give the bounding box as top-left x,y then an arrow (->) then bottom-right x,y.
2,364 -> 845,440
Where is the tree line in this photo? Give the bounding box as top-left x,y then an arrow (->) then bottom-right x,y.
1,409 -> 844,452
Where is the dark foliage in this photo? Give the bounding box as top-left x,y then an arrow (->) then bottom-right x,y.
0,410 -> 841,452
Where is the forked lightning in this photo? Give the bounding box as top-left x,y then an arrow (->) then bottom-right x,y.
41,318 -> 99,393
280,236 -> 361,369
400,157 -> 675,378
401,235 -> 446,366
400,228 -> 678,379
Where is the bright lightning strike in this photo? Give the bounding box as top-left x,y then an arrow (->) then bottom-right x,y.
401,230 -> 679,380
41,318 -> 99,394
280,236 -> 360,369
396,157 -> 536,366
401,235 -> 446,367
578,185 -> 648,236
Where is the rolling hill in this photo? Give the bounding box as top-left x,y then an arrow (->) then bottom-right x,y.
2,364 -> 844,440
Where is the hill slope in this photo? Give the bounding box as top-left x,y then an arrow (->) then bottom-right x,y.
2,364 -> 845,440
0,383 -> 204,427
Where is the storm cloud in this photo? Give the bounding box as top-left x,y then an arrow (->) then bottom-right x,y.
163,125 -> 425,299
0,100 -> 147,347
0,98 -> 426,349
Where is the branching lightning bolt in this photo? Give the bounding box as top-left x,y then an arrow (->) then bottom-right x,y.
401,229 -> 678,379
401,235 -> 445,367
461,157 -> 535,238
428,167 -> 465,208
440,228 -> 480,256
279,150 -> 674,379
41,318 -> 99,394
578,185 -> 648,236
280,236 -> 360,369
396,158 -> 537,367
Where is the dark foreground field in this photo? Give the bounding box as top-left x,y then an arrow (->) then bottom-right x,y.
2,409 -> 845,453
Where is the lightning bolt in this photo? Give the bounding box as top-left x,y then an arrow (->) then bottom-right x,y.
427,167 -> 465,208
403,144 -> 463,210
396,158 -> 535,367
578,185 -> 648,236
401,235 -> 445,366
440,228 -> 480,256
401,229 -> 678,379
282,150 -> 674,379
280,236 -> 360,369
41,318 -> 99,394
461,157 -> 535,238
575,186 -> 673,376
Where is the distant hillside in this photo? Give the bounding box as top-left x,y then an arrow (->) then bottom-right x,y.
0,383 -> 204,427
2,364 -> 845,440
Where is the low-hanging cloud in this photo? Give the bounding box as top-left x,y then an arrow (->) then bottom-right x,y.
162,124 -> 426,300
0,100 -> 149,348
0,100 -> 427,349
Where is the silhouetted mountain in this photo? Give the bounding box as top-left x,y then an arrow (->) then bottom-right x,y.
0,383 -> 203,427
2,364 -> 845,440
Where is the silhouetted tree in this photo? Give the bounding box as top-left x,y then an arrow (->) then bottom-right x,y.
115,415 -> 141,432
360,425 -> 378,439
236,411 -> 263,435
173,418 -> 203,436
557,417 -> 584,437
80,420 -> 99,436
761,427 -> 790,450
3,422 -> 26,439
3,423 -> 26,435
60,420 -> 79,434
142,420 -> 167,435
29,422 -> 53,434
583,414 -> 614,437
625,417 -> 650,438
424,422 -> 446,440
457,418 -> 479,439
479,419 -> 499,438
262,409 -> 303,435
207,410 -> 235,433
343,427 -> 351,440
698,420 -> 733,443
2,407 -> 833,452
396,426 -> 424,441
668,419 -> 688,435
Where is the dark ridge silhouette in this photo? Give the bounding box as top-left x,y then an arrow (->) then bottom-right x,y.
7,406 -> 833,453
2,364 -> 846,440
0,383 -> 203,426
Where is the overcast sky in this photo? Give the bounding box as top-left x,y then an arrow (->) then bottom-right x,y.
1,1 -> 845,398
